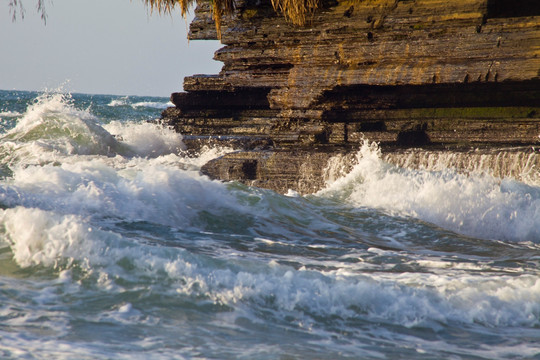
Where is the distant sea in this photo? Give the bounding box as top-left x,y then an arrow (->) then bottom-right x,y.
0,89 -> 539,359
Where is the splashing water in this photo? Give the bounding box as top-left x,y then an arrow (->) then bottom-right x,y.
321,141 -> 540,242
0,90 -> 540,360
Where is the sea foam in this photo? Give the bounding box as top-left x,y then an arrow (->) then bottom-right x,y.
0,92 -> 122,164
0,110 -> 22,119
0,92 -> 188,168
104,120 -> 185,158
2,204 -> 540,333
321,141 -> 540,243
107,96 -> 172,109
2,91 -> 540,359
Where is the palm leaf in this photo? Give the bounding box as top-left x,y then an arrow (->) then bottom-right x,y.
142,0 -> 319,37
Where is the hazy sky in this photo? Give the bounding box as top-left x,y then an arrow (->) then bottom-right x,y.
0,0 -> 222,96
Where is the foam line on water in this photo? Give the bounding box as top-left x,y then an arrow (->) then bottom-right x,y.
1,206 -> 540,332
107,96 -> 171,109
0,155 -> 243,229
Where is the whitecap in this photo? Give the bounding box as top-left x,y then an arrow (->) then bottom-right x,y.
107,96 -> 129,107
320,140 -> 540,243
104,120 -> 185,158
0,110 -> 22,119
131,101 -> 173,109
0,92 -> 124,166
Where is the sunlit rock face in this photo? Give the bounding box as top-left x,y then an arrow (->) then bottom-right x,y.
162,0 -> 540,193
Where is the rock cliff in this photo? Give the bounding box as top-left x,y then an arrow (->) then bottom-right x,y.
162,0 -> 540,194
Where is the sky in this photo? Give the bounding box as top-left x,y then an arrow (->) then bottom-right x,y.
0,0 -> 222,96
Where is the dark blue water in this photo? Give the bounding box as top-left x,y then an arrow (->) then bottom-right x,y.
0,89 -> 539,359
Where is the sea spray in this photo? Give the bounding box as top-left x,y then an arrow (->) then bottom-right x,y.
384,148 -> 540,186
0,92 -> 123,166
104,120 -> 185,157
0,207 -> 107,269
1,91 -> 540,359
3,205 -> 540,332
0,91 -> 239,230
320,140 -> 540,243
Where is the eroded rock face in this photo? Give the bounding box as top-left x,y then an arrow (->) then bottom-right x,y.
162,0 -> 540,194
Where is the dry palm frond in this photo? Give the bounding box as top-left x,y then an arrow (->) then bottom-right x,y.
142,0 -> 230,37
9,0 -> 48,23
209,0 -> 235,38
142,0 -> 194,17
142,0 -> 318,37
11,0 -> 319,34
270,0 -> 320,26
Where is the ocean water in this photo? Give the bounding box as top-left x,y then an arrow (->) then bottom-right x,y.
0,89 -> 539,359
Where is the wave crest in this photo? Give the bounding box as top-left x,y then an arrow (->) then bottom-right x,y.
321,141 -> 540,243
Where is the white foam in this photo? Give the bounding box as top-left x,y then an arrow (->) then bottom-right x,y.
107,97 -> 171,109
107,96 -> 129,107
131,101 -> 172,109
0,95 -> 236,232
104,120 -> 185,158
2,205 -> 540,345
0,93 -> 122,165
163,254 -> 540,330
3,94 -> 540,358
0,329 -> 183,360
320,141 -> 540,243
0,110 -> 22,118
284,189 -> 300,197
385,149 -> 540,186
0,93 -> 185,167
0,153 -> 242,230
0,207 -> 107,268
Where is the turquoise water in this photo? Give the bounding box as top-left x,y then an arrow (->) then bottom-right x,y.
0,89 -> 540,359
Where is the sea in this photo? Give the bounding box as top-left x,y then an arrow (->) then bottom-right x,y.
0,89 -> 539,359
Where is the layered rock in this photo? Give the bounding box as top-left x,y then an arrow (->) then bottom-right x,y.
162,0 -> 540,193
